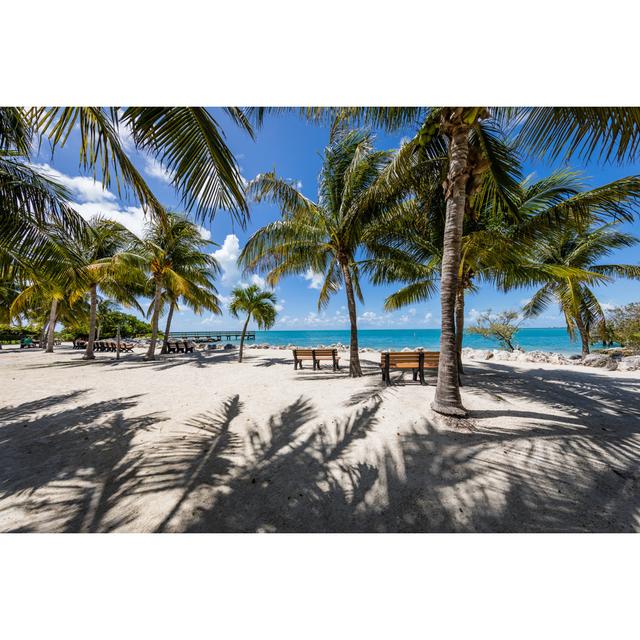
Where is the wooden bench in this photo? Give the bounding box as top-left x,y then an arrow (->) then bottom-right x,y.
292,348 -> 340,371
183,340 -> 195,353
380,351 -> 440,385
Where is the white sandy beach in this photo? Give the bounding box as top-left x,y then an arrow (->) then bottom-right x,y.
1,343 -> 639,532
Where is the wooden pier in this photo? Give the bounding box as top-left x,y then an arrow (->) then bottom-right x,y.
168,330 -> 256,342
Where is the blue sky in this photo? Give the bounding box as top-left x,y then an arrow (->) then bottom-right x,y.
31,109 -> 640,331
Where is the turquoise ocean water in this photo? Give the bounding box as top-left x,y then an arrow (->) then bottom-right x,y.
252,328 -> 587,354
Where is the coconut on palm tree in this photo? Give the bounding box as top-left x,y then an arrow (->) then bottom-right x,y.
228,284 -> 277,362
241,128 -> 401,377
523,221 -> 640,355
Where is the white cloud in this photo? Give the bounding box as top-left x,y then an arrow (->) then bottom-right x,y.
250,273 -> 266,288
71,200 -> 148,239
601,302 -> 616,311
358,311 -> 394,326
424,312 -> 433,323
34,163 -> 115,203
200,314 -> 224,326
303,269 -> 324,289
408,307 -> 416,316
212,234 -> 242,286
143,157 -> 175,184
467,308 -> 482,322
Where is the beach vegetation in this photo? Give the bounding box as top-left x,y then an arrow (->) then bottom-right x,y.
468,309 -> 522,351
606,302 -> 640,350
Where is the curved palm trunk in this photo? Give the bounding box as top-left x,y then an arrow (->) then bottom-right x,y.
160,301 -> 176,354
45,298 -> 58,353
341,263 -> 362,377
455,285 -> 465,376
432,120 -> 470,417
145,281 -> 163,360
83,284 -> 98,360
238,314 -> 251,363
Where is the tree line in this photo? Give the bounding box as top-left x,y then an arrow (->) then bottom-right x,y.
2,107 -> 640,417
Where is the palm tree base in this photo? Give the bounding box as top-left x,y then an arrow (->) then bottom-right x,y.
430,400 -> 468,418
82,354 -> 95,360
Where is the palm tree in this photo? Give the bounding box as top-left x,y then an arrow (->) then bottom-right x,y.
138,213 -> 220,360
317,106 -> 640,414
66,216 -> 143,359
366,158 -> 640,371
10,278 -> 88,352
241,129 -> 398,377
30,107 -> 256,223
160,261 -> 222,354
228,284 -> 277,362
523,221 -> 640,356
1,106 -> 257,288
340,107 -> 640,415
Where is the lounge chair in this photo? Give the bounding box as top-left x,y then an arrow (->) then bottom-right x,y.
183,340 -> 194,353
292,348 -> 340,371
380,351 -> 440,385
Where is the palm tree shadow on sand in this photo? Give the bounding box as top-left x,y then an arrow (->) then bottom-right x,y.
2,362 -> 639,532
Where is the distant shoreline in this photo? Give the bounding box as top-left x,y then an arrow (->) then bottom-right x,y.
199,327 -> 591,354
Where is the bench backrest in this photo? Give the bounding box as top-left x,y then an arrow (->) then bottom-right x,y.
293,348 -> 337,357
381,351 -> 440,367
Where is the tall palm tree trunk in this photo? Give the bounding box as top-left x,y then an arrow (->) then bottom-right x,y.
341,263 -> 362,377
40,320 -> 48,347
145,281 -> 163,360
455,285 -> 465,375
238,314 -> 251,363
575,315 -> 591,356
432,118 -> 470,417
83,284 -> 98,360
161,301 -> 176,354
45,298 -> 58,353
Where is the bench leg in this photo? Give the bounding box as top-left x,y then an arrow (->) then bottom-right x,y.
419,369 -> 425,385
413,369 -> 418,382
